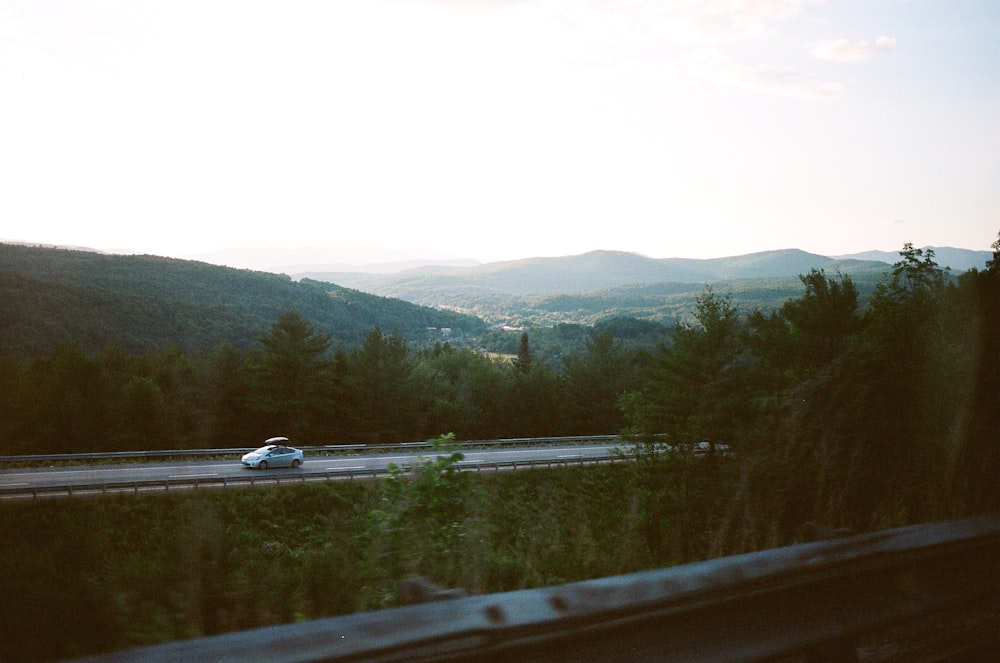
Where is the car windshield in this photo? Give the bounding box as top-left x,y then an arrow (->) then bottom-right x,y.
252,446 -> 275,454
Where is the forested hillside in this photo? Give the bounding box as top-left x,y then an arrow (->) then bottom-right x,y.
2,240 -> 999,662
2,240 -> 998,525
0,244 -> 485,357
302,249 -> 902,325
459,267 -> 895,328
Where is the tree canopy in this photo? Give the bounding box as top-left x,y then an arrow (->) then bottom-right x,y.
1,239 -> 997,531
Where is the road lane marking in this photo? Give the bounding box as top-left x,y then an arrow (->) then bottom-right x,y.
557,454 -> 582,459
168,473 -> 220,479
464,447 -> 608,457
327,466 -> 365,470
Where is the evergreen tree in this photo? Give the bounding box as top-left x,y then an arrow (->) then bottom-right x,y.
342,327 -> 424,442
745,269 -> 861,394
207,344 -> 260,447
950,230 -> 1000,510
761,243 -> 961,530
514,332 -> 532,374
562,331 -> 635,434
253,310 -> 334,440
624,288 -> 747,444
28,341 -> 110,452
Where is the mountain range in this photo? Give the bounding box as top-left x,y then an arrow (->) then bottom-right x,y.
179,244 -> 991,280
291,247 -> 991,324
2,242 -> 991,357
296,249 -> 883,296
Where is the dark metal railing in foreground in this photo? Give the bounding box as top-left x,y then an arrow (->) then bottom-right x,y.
76,514 -> 999,663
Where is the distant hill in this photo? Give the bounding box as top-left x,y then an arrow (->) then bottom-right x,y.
297,249 -> 906,324
299,246 -> 992,326
0,244 -> 485,358
835,247 -> 991,273
299,249 -> 898,296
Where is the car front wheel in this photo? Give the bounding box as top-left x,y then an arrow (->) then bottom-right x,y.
292,459 -> 301,468
258,461 -> 268,470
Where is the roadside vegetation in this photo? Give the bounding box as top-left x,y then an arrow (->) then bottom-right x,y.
0,443 -> 738,662
1,237 -> 998,660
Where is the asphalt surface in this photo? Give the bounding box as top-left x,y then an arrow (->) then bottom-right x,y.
0,443 -> 621,494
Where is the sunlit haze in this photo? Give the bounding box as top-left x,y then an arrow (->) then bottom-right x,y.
2,1 -> 997,264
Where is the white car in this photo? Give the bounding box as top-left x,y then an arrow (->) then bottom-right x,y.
241,437 -> 304,469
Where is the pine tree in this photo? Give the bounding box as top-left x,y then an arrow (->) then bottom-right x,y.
514,332 -> 532,374
253,310 -> 334,438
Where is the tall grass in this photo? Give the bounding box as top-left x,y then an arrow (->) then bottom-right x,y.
0,451 -> 738,661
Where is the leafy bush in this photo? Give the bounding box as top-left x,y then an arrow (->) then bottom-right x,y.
0,454 -> 737,661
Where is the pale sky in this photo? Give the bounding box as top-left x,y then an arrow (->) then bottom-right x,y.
2,0 -> 998,263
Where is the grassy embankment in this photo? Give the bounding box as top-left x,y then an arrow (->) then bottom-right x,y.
0,444 -> 736,662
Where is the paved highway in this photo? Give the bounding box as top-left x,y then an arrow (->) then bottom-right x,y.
0,443 -> 621,496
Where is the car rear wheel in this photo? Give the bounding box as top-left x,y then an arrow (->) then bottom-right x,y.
291,459 -> 301,468
258,461 -> 268,470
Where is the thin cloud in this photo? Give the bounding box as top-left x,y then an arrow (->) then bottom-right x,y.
397,0 -> 537,8
546,0 -> 826,43
405,1 -> 826,43
810,36 -> 898,62
645,0 -> 826,42
687,47 -> 843,100
527,1 -> 842,101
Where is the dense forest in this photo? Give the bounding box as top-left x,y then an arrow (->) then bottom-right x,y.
1,239 -> 999,660
2,240 -> 998,524
0,243 -> 486,357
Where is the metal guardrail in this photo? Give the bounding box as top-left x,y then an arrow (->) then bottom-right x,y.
0,455 -> 626,499
0,435 -> 623,464
75,513 -> 1000,662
